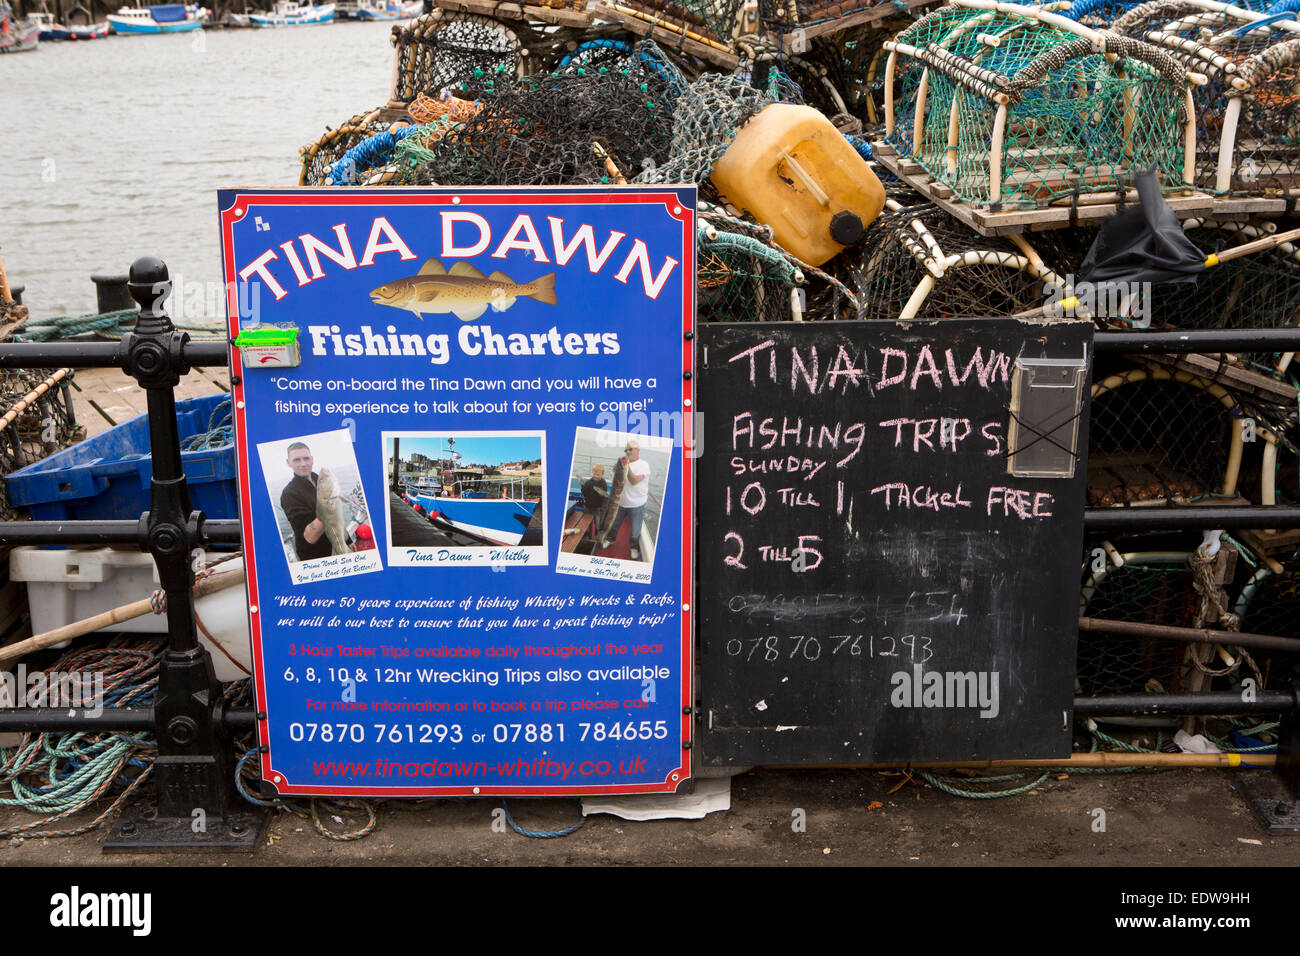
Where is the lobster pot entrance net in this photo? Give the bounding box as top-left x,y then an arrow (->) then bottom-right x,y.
390,13 -> 525,104
836,201 -> 1066,319
1079,549 -> 1201,696
1111,0 -> 1300,199
883,3 -> 1195,210
1087,367 -> 1239,506
0,369 -> 80,522
404,45 -> 680,186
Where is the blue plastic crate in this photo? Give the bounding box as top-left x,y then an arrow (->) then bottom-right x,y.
4,394 -> 238,521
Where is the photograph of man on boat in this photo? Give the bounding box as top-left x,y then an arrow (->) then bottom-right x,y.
384,431 -> 548,567
557,427 -> 672,584
255,427 -> 382,584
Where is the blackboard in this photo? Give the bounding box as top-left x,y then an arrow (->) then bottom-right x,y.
697,319 -> 1093,764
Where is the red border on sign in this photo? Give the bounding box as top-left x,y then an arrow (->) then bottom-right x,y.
220,187 -> 696,797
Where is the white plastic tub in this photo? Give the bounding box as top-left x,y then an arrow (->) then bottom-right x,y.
8,547 -> 252,682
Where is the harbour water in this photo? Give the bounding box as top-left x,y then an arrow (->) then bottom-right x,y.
0,22 -> 394,318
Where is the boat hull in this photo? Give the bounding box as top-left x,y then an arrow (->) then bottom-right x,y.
248,4 -> 334,25
0,20 -> 40,51
410,491 -> 539,546
106,15 -> 203,31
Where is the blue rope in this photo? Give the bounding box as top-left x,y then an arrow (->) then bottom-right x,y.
501,798 -> 587,838
1061,0 -> 1138,20
846,134 -> 873,161
1231,9 -> 1295,33
556,38 -> 631,68
1266,0 -> 1300,13
326,126 -> 422,185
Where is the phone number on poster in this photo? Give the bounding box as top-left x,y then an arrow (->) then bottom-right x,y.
285,721 -> 670,744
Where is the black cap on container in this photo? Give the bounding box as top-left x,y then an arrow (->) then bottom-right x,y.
830,211 -> 865,246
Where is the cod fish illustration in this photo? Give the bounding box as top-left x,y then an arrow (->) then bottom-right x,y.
369,258 -> 557,322
316,468 -> 351,557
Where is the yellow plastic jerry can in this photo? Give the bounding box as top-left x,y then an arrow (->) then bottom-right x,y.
711,103 -> 885,267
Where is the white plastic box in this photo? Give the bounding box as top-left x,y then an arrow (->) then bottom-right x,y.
9,547 -> 252,682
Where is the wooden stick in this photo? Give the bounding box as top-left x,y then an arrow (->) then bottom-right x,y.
769,752 -> 1273,769
0,566 -> 246,669
605,4 -> 733,54
0,250 -> 12,304
1207,226 -> 1300,266
0,368 -> 71,433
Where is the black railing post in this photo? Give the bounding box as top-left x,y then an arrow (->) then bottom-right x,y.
102,257 -> 264,851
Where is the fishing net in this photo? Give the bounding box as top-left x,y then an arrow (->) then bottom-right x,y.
634,64 -> 778,193
697,218 -> 806,321
834,200 -> 1070,319
406,44 -> 679,186
0,369 -> 81,521
831,22 -> 911,128
883,3 -> 1194,210
1110,0 -> 1300,201
1087,365 -> 1241,506
1234,565 -> 1300,688
1078,544 -> 1203,696
299,107 -> 396,187
1156,220 -> 1300,334
390,12 -> 526,103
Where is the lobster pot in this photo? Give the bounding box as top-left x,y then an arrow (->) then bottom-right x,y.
1110,0 -> 1300,199
1234,566 -> 1300,688
1078,546 -> 1202,696
1153,219 -> 1300,332
389,13 -> 525,104
1087,365 -> 1251,507
840,201 -> 1069,319
405,50 -> 677,187
883,2 -> 1196,210
1061,0 -> 1152,28
298,107 -> 395,186
0,369 -> 80,522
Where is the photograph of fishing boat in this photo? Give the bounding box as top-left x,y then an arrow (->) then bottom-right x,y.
255,427 -> 382,585
556,427 -> 671,584
384,432 -> 547,567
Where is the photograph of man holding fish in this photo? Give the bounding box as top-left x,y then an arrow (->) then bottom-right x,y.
255,428 -> 381,584
557,427 -> 673,584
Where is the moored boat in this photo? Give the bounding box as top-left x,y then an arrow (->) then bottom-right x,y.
107,3 -> 208,33
33,7 -> 111,38
0,0 -> 40,52
356,0 -> 418,20
406,472 -> 540,546
247,1 -> 334,26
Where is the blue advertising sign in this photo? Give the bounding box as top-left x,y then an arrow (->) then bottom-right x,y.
219,187 -> 695,796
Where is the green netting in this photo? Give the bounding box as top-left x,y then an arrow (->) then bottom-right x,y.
1111,0 -> 1300,198
885,5 -> 1194,209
